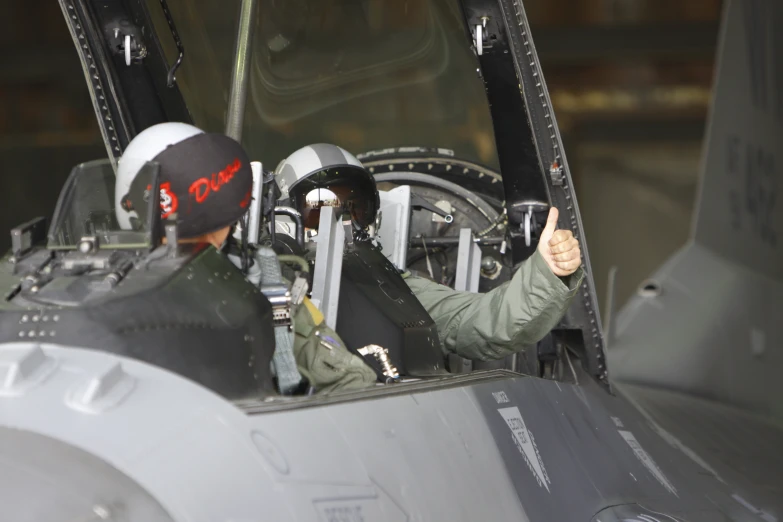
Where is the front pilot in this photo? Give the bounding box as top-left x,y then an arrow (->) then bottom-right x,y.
275,144 -> 585,363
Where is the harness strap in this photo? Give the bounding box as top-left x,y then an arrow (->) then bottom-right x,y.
255,246 -> 304,394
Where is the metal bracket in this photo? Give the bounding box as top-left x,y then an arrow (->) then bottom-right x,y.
164,218 -> 179,258
309,206 -> 345,330
376,185 -> 412,270
454,228 -> 481,292
11,217 -> 46,259
357,344 -> 400,382
117,32 -> 147,66
231,161 -> 268,248
474,15 -> 490,56
290,276 -> 308,306
549,161 -> 565,186
411,193 -> 454,223
246,162 -> 264,245
264,284 -> 292,328
273,207 -> 304,248
509,201 -> 549,247
77,236 -> 100,254
107,22 -> 147,67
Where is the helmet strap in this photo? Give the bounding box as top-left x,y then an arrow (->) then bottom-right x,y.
224,221 -> 251,275
240,215 -> 250,273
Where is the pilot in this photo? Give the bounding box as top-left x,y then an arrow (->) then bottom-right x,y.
115,123 -> 377,394
275,144 -> 585,363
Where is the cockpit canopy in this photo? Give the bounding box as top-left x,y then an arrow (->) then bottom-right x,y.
47,159 -> 161,251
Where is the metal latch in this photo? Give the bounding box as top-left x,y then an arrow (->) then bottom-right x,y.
474,16 -> 490,56
290,276 -> 308,306
411,194 -> 453,223
549,161 -> 564,186
262,284 -> 292,328
109,24 -> 147,67
357,344 -> 400,382
509,201 -> 549,247
10,216 -> 46,260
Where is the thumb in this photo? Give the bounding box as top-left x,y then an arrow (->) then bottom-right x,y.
541,206 -> 559,239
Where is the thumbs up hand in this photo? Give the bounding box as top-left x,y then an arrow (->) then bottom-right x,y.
537,207 -> 582,277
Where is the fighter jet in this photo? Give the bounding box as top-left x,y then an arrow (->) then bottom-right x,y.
0,0 -> 779,520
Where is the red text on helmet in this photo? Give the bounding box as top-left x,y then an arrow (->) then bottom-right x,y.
189,158 -> 242,204
239,189 -> 252,209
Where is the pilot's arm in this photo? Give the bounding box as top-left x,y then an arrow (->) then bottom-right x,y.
403,208 -> 584,361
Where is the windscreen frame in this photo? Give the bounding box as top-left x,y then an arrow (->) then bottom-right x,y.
46,159 -> 162,251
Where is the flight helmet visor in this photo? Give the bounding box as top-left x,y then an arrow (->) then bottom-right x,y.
275,144 -> 379,233
288,166 -> 378,230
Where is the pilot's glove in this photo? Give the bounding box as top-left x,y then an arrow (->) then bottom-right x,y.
293,298 -> 378,394
537,207 -> 582,277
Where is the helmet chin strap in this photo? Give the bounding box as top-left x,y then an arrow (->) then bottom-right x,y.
352,219 -> 372,243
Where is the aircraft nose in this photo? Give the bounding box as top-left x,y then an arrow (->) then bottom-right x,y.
0,426 -> 175,521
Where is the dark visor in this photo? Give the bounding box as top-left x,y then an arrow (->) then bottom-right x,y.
289,166 -> 377,230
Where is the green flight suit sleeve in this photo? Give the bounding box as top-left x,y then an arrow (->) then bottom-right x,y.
292,299 -> 378,394
404,249 -> 584,361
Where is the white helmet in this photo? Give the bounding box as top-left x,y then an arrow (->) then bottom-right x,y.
275,143 -> 379,231
115,122 -> 204,230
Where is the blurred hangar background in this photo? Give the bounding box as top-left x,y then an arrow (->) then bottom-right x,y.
0,0 -> 722,312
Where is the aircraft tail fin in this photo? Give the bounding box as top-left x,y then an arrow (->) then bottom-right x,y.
610,0 -> 783,421
691,0 -> 782,280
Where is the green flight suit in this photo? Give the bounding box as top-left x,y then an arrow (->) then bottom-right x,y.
403,249 -> 584,361
291,249 -> 583,393
292,298 -> 378,394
